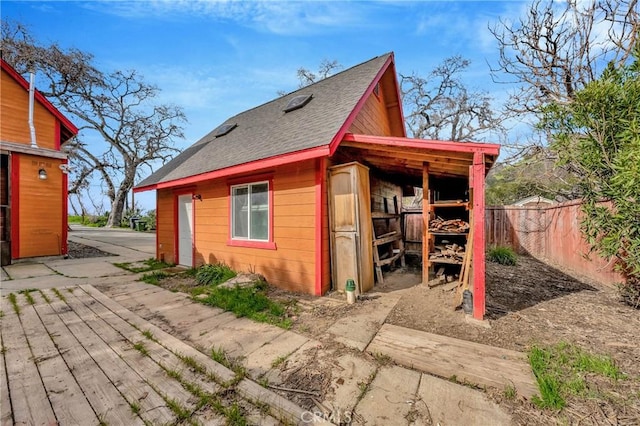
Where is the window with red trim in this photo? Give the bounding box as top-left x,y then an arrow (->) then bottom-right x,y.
231,181 -> 270,241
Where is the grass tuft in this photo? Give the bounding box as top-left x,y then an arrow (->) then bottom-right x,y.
195,263 -> 237,286
141,329 -> 157,342
198,284 -> 291,329
52,288 -> 67,302
39,290 -> 52,304
140,271 -> 169,285
529,342 -> 625,409
133,342 -> 149,356
114,258 -> 173,273
8,293 -> 20,315
23,290 -> 35,305
487,246 -> 517,265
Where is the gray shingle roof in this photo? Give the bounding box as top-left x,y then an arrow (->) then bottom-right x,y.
136,53 -> 392,189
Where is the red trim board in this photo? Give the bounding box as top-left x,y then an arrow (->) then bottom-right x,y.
314,157 -> 326,295
61,159 -> 68,255
172,189 -> 194,267
343,133 -> 501,156
135,145 -> 329,193
10,154 -> 20,259
472,152 -> 486,320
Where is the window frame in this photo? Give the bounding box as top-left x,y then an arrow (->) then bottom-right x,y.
227,175 -> 276,250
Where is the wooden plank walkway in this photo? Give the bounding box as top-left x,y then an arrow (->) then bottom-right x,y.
0,285 -> 301,425
367,323 -> 538,398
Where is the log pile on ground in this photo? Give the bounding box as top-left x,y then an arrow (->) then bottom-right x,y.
429,217 -> 469,233
430,243 -> 465,262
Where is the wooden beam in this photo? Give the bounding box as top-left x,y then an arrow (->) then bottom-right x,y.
343,133 -> 501,156
422,163 -> 430,284
472,152 -> 486,320
341,141 -> 475,161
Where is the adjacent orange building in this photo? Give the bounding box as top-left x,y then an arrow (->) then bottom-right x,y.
135,53 -> 500,320
0,59 -> 78,265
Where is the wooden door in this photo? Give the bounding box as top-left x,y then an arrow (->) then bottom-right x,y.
177,194 -> 194,267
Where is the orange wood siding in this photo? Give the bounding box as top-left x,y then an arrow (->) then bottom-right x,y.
349,91 -> 392,136
348,68 -> 404,137
157,189 -> 175,264
1,69 -> 58,150
155,160 -> 318,293
16,154 -> 64,257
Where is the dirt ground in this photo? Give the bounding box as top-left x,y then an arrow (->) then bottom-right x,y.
67,241 -> 115,259
281,255 -> 640,425
119,248 -> 639,425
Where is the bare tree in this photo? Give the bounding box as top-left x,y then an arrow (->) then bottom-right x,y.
2,21 -> 186,227
401,56 -> 507,142
490,0 -> 639,115
296,59 -> 342,87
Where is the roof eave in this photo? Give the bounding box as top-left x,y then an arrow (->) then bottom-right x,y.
134,144 -> 331,193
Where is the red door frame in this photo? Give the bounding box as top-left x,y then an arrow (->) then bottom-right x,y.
173,189 -> 195,268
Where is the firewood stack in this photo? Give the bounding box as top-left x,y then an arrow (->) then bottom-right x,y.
430,243 -> 466,262
429,217 -> 470,233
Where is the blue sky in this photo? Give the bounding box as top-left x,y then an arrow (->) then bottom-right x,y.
3,0 -> 528,213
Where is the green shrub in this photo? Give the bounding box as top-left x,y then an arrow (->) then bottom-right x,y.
196,263 -> 237,286
487,246 -> 517,266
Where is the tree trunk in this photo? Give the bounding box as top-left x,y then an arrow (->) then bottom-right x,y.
106,189 -> 127,227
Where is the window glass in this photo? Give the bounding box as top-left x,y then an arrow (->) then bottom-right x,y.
250,183 -> 269,240
231,181 -> 269,241
232,186 -> 249,238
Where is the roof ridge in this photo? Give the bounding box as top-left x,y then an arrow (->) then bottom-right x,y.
219,52 -> 393,125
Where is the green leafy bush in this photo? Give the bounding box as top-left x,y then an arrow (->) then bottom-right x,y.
487,246 -> 517,266
195,263 -> 237,286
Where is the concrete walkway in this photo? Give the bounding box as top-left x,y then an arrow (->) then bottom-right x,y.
1,225 -> 153,291
0,227 -> 524,425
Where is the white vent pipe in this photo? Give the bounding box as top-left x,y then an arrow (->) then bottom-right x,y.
28,71 -> 38,148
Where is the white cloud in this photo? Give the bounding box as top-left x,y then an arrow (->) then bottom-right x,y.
84,0 -> 373,35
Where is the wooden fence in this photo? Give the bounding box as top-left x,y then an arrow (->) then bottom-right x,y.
485,200 -> 622,286
402,200 -> 622,286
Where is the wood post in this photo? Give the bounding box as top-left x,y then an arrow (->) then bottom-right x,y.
422,163 -> 430,284
471,152 -> 485,320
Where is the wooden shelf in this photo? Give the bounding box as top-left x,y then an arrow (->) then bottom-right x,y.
428,256 -> 463,265
429,201 -> 469,209
373,233 -> 403,247
372,212 -> 400,219
429,231 -> 468,236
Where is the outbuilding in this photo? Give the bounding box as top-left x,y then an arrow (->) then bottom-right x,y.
135,53 -> 499,319
0,59 -> 78,265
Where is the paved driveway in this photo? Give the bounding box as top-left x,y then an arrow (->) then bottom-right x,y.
69,225 -> 155,255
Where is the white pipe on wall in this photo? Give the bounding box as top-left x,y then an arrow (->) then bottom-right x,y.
28,72 -> 38,148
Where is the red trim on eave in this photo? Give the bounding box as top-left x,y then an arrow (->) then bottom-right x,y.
10,154 -> 20,259
61,159 -> 68,255
314,157 -> 327,296
472,152 -> 486,320
156,191 -> 161,261
328,54 -> 396,156
1,59 -> 79,137
343,133 -> 501,156
134,145 -> 330,193
388,56 -> 407,136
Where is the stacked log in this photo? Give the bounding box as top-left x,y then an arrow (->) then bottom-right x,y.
429,217 -> 469,233
430,243 -> 465,262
